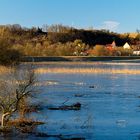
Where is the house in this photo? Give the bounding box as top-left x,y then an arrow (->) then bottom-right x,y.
133,51 -> 140,56
111,41 -> 116,48
123,42 -> 131,49
106,41 -> 116,51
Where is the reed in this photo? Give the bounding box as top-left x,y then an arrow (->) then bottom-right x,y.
0,66 -> 14,74
35,67 -> 140,75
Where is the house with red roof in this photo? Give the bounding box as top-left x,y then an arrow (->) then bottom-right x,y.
106,41 -> 116,51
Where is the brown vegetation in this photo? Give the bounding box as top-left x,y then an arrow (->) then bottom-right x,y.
0,38 -> 21,65
7,118 -> 44,132
0,66 -> 37,128
35,67 -> 140,75
0,24 -> 139,58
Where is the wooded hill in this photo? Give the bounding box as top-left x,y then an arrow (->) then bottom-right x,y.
0,24 -> 138,46
0,24 -> 139,60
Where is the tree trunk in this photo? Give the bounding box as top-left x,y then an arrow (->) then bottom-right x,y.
1,113 -> 10,127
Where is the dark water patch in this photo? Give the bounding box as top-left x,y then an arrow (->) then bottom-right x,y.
48,103 -> 81,111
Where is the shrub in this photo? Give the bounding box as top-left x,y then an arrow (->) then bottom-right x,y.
90,45 -> 109,56
0,39 -> 21,65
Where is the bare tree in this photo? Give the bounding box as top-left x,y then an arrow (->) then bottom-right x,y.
0,66 -> 36,127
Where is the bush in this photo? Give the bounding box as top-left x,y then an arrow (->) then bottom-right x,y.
0,39 -> 21,65
90,45 -> 109,56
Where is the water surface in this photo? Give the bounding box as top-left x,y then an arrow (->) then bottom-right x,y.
7,62 -> 140,140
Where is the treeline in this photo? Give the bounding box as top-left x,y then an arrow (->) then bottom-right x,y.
1,24 -> 136,45
0,24 -> 139,61
39,24 -> 138,46
0,38 -> 21,65
47,28 -> 131,46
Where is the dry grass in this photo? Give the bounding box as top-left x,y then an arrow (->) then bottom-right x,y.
7,118 -> 44,126
0,118 -> 44,133
1,64 -> 140,75
0,66 -> 14,74
7,118 -> 44,133
35,67 -> 140,75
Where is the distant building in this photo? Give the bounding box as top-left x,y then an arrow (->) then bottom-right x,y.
133,51 -> 140,56
111,41 -> 116,48
123,42 -> 131,49
106,41 -> 116,51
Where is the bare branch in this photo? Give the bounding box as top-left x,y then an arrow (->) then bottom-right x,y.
0,66 -> 37,127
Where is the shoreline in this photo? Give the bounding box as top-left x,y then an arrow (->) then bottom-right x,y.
22,56 -> 140,62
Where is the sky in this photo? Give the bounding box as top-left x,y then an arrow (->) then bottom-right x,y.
0,0 -> 140,33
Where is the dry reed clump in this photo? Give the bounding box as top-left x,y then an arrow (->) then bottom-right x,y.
0,66 -> 14,75
7,118 -> 44,133
7,118 -> 44,127
35,68 -> 140,75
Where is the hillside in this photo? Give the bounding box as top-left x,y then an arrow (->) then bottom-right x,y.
0,24 -> 139,57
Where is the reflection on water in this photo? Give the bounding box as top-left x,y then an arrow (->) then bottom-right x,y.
4,62 -> 140,140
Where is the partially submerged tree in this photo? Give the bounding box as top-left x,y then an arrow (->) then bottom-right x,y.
0,66 -> 36,128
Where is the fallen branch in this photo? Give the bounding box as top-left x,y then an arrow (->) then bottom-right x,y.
48,103 -> 81,111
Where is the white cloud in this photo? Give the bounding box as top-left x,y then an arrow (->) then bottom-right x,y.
101,21 -> 120,31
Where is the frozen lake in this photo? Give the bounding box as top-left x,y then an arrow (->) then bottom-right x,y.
6,62 -> 140,140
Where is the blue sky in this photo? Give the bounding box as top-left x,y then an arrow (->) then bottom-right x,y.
0,0 -> 140,33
